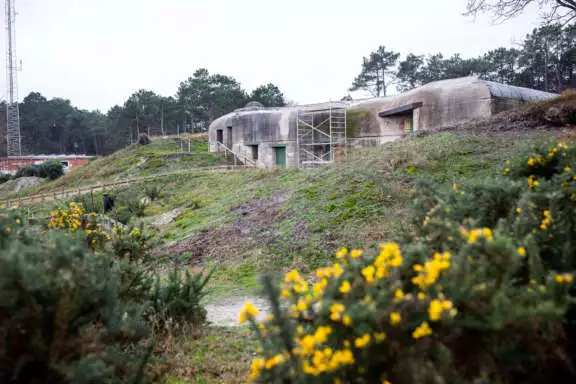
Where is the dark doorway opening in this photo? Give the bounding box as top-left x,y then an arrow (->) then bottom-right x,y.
216,130 -> 223,144
226,126 -> 232,148
250,145 -> 259,161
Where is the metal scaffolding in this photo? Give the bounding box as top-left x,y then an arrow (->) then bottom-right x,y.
296,103 -> 346,168
5,0 -> 21,157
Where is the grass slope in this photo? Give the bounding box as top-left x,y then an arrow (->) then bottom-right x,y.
0,135 -> 227,200
34,129 -> 571,296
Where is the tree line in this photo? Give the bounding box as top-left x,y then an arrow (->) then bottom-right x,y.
0,70 -> 286,157
1,20 -> 574,157
350,23 -> 576,97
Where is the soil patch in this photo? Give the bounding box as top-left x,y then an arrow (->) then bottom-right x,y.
157,190 -> 294,265
0,177 -> 43,193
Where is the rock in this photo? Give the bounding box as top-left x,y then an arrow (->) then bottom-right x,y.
544,107 -> 563,126
152,208 -> 182,227
0,177 -> 43,193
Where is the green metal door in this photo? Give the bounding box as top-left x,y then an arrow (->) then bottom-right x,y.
275,147 -> 286,168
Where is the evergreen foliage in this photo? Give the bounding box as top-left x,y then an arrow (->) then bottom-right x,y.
14,160 -> 64,181
0,201 -> 211,383
241,140 -> 576,383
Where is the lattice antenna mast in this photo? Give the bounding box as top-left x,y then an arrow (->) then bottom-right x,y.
5,0 -> 21,157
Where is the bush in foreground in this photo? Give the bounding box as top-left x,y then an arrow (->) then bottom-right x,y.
1,203 -> 210,383
241,140 -> 576,383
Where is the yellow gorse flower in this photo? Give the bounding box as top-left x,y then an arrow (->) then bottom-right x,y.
350,249 -> 363,259
463,228 -> 493,244
390,312 -> 401,326
540,210 -> 552,230
335,247 -> 348,259
329,303 -> 345,321
239,301 -> 260,324
354,333 -> 371,348
428,299 -> 456,322
412,321 -> 432,339
555,274 -> 573,284
362,265 -> 376,283
339,281 -> 351,294
412,252 -> 450,290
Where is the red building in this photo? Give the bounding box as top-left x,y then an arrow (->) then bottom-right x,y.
0,155 -> 92,175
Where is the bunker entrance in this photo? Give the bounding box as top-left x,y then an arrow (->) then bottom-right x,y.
379,102 -> 423,135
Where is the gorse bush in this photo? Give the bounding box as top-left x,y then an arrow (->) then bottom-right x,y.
143,183 -> 164,202
0,202 -> 211,383
150,268 -> 213,329
241,140 -> 576,384
0,208 -> 162,383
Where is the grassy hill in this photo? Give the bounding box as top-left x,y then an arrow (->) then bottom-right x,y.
8,94 -> 576,291
6,94 -> 576,383
21,128 -> 576,296
0,134 -> 227,200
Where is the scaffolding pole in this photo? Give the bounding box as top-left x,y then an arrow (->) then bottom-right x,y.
296,103 -> 346,169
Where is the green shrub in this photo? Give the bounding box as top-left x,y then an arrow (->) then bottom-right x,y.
242,140 -> 576,383
150,268 -> 213,329
143,183 -> 164,202
122,195 -> 148,217
38,159 -> 65,180
14,160 -> 64,180
0,209 -> 161,383
112,224 -> 154,263
0,173 -> 12,184
0,204 -> 212,383
15,165 -> 38,178
110,205 -> 133,225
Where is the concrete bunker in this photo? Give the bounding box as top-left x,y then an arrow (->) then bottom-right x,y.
208,76 -> 557,169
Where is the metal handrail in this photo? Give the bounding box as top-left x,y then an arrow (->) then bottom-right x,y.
215,142 -> 256,167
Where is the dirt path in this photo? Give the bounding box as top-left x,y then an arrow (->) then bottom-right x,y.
205,296 -> 270,327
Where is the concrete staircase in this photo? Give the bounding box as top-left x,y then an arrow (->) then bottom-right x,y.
216,142 -> 256,167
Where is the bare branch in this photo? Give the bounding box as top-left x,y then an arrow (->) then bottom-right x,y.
464,0 -> 576,23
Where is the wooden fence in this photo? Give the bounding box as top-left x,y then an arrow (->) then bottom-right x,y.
1,165 -> 250,207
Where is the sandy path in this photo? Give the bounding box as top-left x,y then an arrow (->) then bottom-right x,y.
205,296 -> 270,327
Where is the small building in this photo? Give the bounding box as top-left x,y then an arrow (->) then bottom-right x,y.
0,155 -> 92,175
208,76 -> 557,169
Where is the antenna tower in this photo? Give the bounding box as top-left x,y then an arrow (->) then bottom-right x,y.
5,0 -> 21,157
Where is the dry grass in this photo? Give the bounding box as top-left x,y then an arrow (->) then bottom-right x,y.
158,326 -> 256,384
508,89 -> 576,124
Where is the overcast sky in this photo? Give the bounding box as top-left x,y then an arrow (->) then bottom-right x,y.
0,0 -> 544,112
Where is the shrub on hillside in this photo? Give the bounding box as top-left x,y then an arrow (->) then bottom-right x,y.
15,165 -> 38,178
38,159 -> 65,180
0,208 -> 162,383
241,140 -> 576,383
15,160 -> 64,180
143,183 -> 164,202
0,203 -> 211,383
0,173 -> 12,184
138,133 -> 151,146
150,268 -> 213,329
